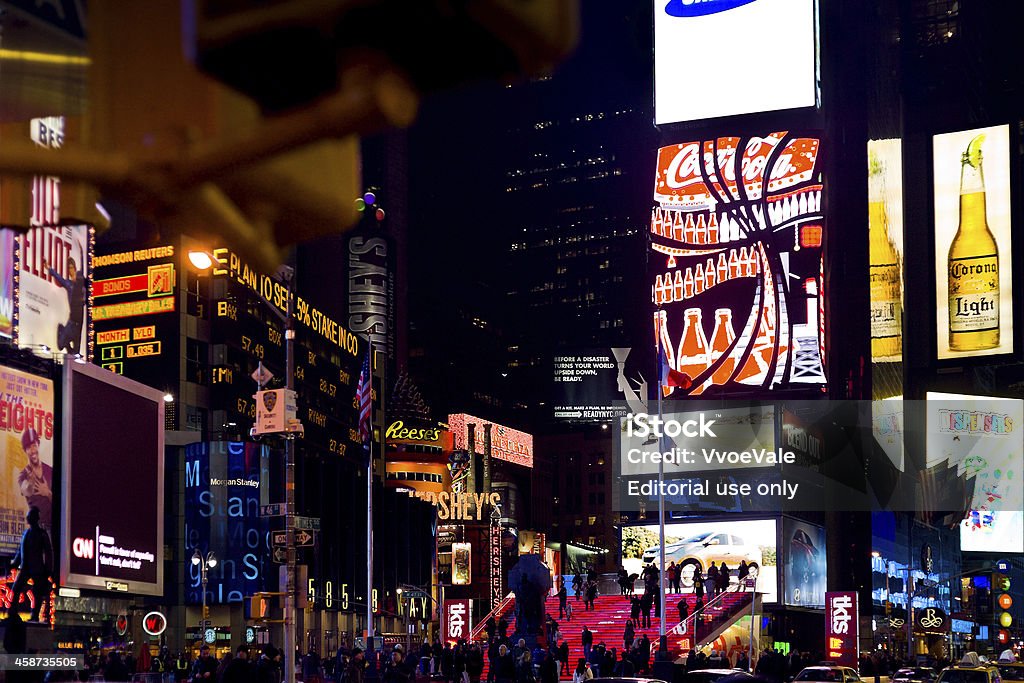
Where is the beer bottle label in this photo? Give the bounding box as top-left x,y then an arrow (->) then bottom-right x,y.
948,254 -> 999,332
869,263 -> 901,339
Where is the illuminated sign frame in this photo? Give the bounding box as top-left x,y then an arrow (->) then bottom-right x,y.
651,132 -> 826,396
448,414 -> 534,468
825,591 -> 858,667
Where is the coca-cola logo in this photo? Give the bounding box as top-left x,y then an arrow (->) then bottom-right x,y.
665,0 -> 759,18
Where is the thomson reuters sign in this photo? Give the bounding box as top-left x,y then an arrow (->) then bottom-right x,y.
442,599 -> 472,644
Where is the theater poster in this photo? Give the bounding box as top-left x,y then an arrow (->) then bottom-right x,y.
651,132 -> 826,395
17,226 -> 91,356
0,364 -> 55,557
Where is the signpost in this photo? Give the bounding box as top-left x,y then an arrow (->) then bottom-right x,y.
294,516 -> 320,530
261,504 -> 285,517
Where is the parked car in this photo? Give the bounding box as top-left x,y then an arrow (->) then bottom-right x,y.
794,666 -> 862,683
642,532 -> 762,587
892,668 -> 939,683
996,664 -> 1024,682
686,669 -> 757,683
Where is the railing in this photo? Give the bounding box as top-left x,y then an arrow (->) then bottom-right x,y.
666,588 -> 754,652
469,592 -> 515,641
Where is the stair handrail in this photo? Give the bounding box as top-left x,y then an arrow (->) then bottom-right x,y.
470,592 -> 515,641
666,588 -> 755,649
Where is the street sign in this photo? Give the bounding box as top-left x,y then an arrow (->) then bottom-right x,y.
272,547 -> 287,563
272,530 -> 315,547
403,590 -> 429,600
199,619 -> 212,628
294,516 -> 320,530
261,504 -> 284,517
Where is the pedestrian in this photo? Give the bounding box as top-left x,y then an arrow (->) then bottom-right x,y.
677,596 -> 689,625
706,563 -> 719,598
558,582 -> 568,619
190,645 -> 217,682
516,649 -> 535,683
585,581 -> 598,611
540,652 -> 558,683
565,599 -> 573,622
694,569 -> 705,602
221,646 -> 253,683
640,591 -> 653,629
718,561 -> 730,593
572,573 -> 583,601
581,626 -> 593,660
638,636 -> 651,674
623,620 -> 635,651
617,567 -> 629,596
571,659 -> 592,683
493,645 -> 515,683
737,560 -> 750,591
614,650 -> 635,678
629,596 -> 641,626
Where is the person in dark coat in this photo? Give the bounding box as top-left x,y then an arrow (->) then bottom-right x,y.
706,564 -> 719,598
558,582 -> 568,619
677,597 -> 689,624
737,560 -> 750,591
623,620 -> 635,650
718,562 -> 731,593
46,257 -> 87,353
640,591 -> 653,629
629,596 -> 641,626
614,650 -> 635,678
581,626 -> 593,659
191,646 -> 218,682
638,636 -> 651,675
493,645 -> 515,683
539,652 -> 558,683
9,506 -> 52,621
220,646 -> 253,683
104,651 -> 132,682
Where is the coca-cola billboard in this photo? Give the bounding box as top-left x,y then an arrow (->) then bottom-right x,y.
654,0 -> 817,124
441,599 -> 472,644
650,132 -> 826,395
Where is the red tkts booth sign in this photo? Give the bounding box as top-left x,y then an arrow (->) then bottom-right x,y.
442,599 -> 472,644
825,591 -> 858,667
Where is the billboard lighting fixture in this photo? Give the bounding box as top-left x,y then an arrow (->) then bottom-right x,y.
163,393 -> 174,403
355,198 -> 366,212
188,250 -> 216,270
375,208 -> 385,222
363,192 -> 376,206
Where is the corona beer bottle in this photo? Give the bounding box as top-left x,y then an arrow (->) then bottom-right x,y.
948,134 -> 999,351
868,152 -> 903,361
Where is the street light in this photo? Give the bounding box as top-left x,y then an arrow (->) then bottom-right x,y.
189,248 -> 300,683
192,549 -> 218,643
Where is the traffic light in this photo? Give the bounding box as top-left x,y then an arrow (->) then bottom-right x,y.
246,595 -> 268,621
203,605 -> 210,620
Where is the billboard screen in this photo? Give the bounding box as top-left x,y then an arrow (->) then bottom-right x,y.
926,392 -> 1023,552
781,517 -> 826,608
654,0 -> 817,125
933,125 -> 1013,359
867,140 -> 904,364
0,365 -> 55,556
552,348 -> 639,422
448,414 -> 533,468
185,441 -> 273,604
621,518 -> 777,602
61,361 -> 164,595
651,132 -> 825,395
17,226 -> 92,357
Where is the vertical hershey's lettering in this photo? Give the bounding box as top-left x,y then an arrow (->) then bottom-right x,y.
347,234 -> 391,357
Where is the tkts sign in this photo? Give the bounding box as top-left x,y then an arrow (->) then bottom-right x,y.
441,599 -> 472,644
825,591 -> 858,667
651,132 -> 826,396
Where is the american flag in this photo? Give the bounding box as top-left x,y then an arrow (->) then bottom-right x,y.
356,347 -> 372,449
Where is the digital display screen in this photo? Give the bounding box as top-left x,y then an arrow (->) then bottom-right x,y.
651,132 -> 825,395
867,139 -> 905,365
781,517 -> 826,608
933,125 -> 1013,359
621,518 -> 777,602
654,0 -> 817,125
61,361 -> 164,595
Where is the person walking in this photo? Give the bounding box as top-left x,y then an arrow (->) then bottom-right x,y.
221,646 -> 253,683
564,598 -> 573,623
706,563 -> 719,598
640,590 -> 653,629
737,560 -> 750,591
694,568 -> 705,602
666,562 -> 679,594
585,581 -> 598,611
516,649 -> 535,683
718,561 -> 730,593
623,620 -> 635,652
571,659 -> 592,683
629,596 -> 641,627
677,596 -> 689,625
572,573 -> 583,601
558,582 -> 568,619
581,626 -> 593,660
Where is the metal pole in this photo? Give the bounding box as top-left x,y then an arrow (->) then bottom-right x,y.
656,337 -> 667,654
285,273 -> 297,683
367,340 -> 376,653
201,563 -> 207,647
747,574 -> 757,669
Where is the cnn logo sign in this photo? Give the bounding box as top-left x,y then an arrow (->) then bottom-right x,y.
73,537 -> 94,560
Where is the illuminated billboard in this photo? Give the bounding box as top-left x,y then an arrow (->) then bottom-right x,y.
654,0 -> 817,125
92,245 -> 178,380
867,139 -> 904,364
61,361 -> 164,595
825,591 -> 858,667
185,441 -> 273,604
926,392 -> 1023,552
1,230 -> 12,337
933,125 -> 1013,359
0,365 -> 55,556
448,414 -> 533,468
651,132 -> 825,395
17,226 -> 92,357
781,517 -> 825,608
621,518 -> 777,603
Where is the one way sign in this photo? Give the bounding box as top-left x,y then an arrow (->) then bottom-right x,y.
271,530 -> 315,547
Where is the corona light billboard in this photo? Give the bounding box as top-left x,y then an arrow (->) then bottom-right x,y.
651,132 -> 826,395
933,125 -> 1013,360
